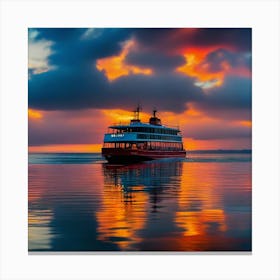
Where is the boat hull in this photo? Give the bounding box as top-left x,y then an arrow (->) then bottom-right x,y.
102,148 -> 186,163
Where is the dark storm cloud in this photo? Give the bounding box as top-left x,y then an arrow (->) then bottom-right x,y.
29,69 -> 204,113
29,28 -> 132,110
131,28 -> 177,50
29,64 -> 110,110
200,48 -> 251,72
34,28 -> 85,42
205,76 -> 251,109
133,28 -> 251,52
193,75 -> 252,120
190,28 -> 251,51
125,51 -> 186,72
30,28 -> 133,68
29,28 -> 204,112
29,28 -> 252,116
109,73 -> 203,113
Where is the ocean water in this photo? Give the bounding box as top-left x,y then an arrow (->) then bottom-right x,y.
28,151 -> 252,252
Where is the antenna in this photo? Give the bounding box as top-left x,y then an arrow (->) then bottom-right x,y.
153,107 -> 157,117
133,104 -> 142,121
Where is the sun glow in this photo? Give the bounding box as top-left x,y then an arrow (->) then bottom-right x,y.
238,120 -> 252,127
28,109 -> 43,119
102,109 -> 151,124
28,144 -> 102,153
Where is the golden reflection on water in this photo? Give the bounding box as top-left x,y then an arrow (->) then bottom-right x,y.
176,209 -> 226,237
28,157 -> 251,251
96,184 -> 148,250
96,161 -> 183,250
176,163 -> 227,239
96,160 -> 251,251
97,164 -> 149,250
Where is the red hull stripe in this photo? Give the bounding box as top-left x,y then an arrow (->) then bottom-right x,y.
102,148 -> 186,159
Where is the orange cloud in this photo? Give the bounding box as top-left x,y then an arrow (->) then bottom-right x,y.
177,47 -> 226,88
96,40 -> 152,81
237,120 -> 252,127
176,45 -> 251,89
28,109 -> 43,120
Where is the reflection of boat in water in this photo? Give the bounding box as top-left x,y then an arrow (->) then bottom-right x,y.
97,160 -> 183,250
101,107 -> 186,163
103,160 -> 183,188
102,160 -> 183,210
98,160 -> 238,251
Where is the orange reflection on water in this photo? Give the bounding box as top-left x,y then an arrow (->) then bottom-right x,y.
29,158 -> 251,251
96,172 -> 148,250
96,186 -> 148,250
175,163 -> 227,243
176,209 -> 226,237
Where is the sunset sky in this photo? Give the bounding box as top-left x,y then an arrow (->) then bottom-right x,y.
28,28 -> 252,152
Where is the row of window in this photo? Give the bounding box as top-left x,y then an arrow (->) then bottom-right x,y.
103,141 -> 184,151
112,127 -> 179,135
137,133 -> 181,141
147,141 -> 183,151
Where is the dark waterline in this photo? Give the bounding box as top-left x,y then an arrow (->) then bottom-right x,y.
28,150 -> 251,164
28,152 -> 252,252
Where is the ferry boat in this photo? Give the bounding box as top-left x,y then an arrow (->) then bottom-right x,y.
101,107 -> 186,163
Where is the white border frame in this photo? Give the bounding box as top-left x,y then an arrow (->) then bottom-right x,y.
1,0 -> 279,279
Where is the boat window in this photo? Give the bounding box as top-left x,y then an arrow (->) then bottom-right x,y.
103,142 -> 116,148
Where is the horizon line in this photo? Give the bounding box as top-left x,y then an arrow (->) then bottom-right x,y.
28,149 -> 252,154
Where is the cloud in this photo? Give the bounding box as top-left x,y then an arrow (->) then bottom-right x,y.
193,75 -> 252,120
28,28 -> 252,118
29,62 -> 111,110
109,73 -> 204,113
36,28 -> 133,68
28,28 -> 252,149
189,28 -> 251,51
125,50 -> 186,72
199,48 -> 251,73
28,29 -> 54,75
133,28 -> 251,52
29,69 -> 204,112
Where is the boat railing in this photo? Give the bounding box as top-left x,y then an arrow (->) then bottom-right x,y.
110,121 -> 181,130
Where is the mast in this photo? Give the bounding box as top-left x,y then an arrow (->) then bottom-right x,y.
132,105 -> 141,123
